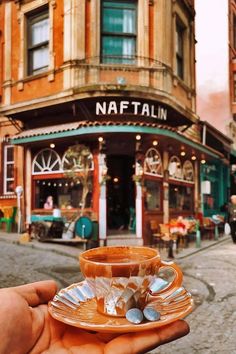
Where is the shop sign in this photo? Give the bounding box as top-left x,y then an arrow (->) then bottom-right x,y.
95,100 -> 168,121
202,164 -> 216,174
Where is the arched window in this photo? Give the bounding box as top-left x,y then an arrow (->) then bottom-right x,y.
32,149 -> 61,175
183,160 -> 194,182
62,149 -> 94,172
168,156 -> 182,179
144,148 -> 163,176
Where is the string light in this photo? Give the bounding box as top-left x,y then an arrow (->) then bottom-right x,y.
98,136 -> 104,142
201,159 -> 206,164
50,143 -> 55,148
152,140 -> 158,146
180,151 -> 186,157
35,180 -> 86,187
136,134 -> 141,141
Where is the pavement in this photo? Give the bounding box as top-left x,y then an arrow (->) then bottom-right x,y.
0,230 -> 231,260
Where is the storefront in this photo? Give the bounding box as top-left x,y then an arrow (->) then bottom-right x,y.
199,121 -> 231,217
201,162 -> 230,217
230,149 -> 236,195
11,95 -> 225,245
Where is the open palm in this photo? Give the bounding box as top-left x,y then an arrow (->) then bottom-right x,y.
0,280 -> 189,354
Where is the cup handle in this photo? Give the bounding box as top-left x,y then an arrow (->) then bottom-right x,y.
149,260 -> 183,297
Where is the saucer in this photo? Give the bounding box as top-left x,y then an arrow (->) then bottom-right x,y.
48,279 -> 193,333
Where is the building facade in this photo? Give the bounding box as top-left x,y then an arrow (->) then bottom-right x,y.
195,0 -> 236,197
0,0 -> 228,243
228,0 -> 236,194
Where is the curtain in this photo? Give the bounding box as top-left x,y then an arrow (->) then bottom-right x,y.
31,18 -> 49,45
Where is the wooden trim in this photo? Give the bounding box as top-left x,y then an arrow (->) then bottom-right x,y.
169,178 -> 194,186
32,173 -> 64,180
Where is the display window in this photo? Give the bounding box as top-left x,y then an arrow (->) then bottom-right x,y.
144,179 -> 161,210
34,177 -> 93,210
168,156 -> 182,179
32,147 -> 94,210
144,148 -> 163,176
169,183 -> 193,211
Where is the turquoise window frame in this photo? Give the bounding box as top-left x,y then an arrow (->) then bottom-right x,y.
101,0 -> 137,64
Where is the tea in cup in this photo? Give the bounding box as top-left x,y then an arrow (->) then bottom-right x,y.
79,246 -> 183,317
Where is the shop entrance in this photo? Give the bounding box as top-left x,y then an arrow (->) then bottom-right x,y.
106,155 -> 135,234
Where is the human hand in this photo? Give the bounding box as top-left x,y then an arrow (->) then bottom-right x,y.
0,280 -> 189,354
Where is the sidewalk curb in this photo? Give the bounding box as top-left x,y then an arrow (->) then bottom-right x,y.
0,236 -> 82,259
16,240 -> 81,259
175,236 -> 230,260
0,233 -> 231,260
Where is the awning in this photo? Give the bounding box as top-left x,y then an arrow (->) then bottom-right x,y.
11,120 -> 222,159
12,122 -> 80,141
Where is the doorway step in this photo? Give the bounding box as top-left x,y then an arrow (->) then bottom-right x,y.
106,234 -> 143,246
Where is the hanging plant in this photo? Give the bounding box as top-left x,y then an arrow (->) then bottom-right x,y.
64,144 -> 93,215
132,174 -> 143,185
100,174 -> 111,186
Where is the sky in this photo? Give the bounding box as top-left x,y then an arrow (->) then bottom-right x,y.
195,0 -> 231,133
195,0 -> 229,92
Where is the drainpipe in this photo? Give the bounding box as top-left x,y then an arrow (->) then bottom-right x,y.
135,161 -> 143,240
202,123 -> 206,145
98,153 -> 107,246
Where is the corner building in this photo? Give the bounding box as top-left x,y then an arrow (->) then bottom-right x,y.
0,0 -> 224,244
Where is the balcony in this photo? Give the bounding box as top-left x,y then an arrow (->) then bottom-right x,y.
65,55 -> 173,94
0,55 -> 195,124
62,55 -> 194,115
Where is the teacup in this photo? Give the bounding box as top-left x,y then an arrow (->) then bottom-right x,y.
79,246 -> 183,317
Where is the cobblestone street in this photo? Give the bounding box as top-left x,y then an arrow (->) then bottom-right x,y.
155,238 -> 236,354
0,239 -> 83,289
0,237 -> 235,353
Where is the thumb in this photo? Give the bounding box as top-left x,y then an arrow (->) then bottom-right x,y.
11,280 -> 58,307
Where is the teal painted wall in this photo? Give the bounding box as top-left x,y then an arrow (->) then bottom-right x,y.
200,161 -> 230,217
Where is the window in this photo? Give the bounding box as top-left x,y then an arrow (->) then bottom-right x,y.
183,160 -> 194,182
32,149 -> 61,175
234,73 -> 236,101
27,8 -> 49,75
176,21 -> 185,80
62,149 -> 94,172
101,1 -> 137,64
144,180 -> 161,210
144,148 -> 163,176
169,184 -> 193,211
233,14 -> 236,50
3,145 -> 14,194
34,177 -> 93,209
203,181 -> 218,211
201,163 -> 220,212
168,156 -> 182,179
